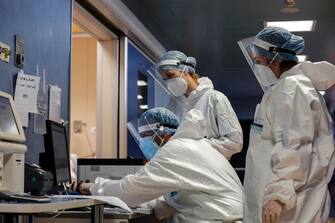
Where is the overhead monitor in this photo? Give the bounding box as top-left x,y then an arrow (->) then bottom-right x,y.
0,91 -> 25,143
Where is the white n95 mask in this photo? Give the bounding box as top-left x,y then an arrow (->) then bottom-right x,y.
254,64 -> 278,90
165,76 -> 188,97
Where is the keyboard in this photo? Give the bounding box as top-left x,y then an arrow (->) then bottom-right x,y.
0,190 -> 51,203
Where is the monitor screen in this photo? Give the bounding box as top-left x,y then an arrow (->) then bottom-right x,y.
50,124 -> 71,184
0,96 -> 19,135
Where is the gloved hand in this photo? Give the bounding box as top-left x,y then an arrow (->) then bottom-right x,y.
78,181 -> 94,195
262,200 -> 283,223
153,199 -> 176,220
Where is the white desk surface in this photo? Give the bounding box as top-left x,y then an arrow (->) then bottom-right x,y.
0,197 -> 104,214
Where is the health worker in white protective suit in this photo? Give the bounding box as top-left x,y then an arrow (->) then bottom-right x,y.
80,107 -> 243,223
154,50 -> 243,160
238,26 -> 335,223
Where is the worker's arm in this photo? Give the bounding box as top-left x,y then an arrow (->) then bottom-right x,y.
263,87 -> 319,211
89,146 -> 190,207
209,93 -> 243,160
141,196 -> 176,220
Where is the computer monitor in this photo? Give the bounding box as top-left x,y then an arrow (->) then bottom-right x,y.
0,91 -> 25,143
43,120 -> 71,186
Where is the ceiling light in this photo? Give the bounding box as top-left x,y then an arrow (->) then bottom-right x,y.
137,80 -> 147,86
265,20 -> 316,32
140,105 -> 148,110
280,0 -> 299,14
137,95 -> 143,100
297,55 -> 307,62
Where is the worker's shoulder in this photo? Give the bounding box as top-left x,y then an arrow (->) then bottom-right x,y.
206,89 -> 231,104
165,137 -> 196,147
164,138 -> 208,153
273,74 -> 320,103
278,73 -> 314,91
160,138 -> 233,169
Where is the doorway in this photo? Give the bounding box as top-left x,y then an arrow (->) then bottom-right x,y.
71,23 -> 97,158
71,2 -> 119,158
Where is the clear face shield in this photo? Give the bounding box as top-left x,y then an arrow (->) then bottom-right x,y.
146,61 -> 188,117
126,65 -> 181,159
127,118 -> 163,146
127,115 -> 176,160
127,120 -> 157,161
238,34 -> 298,92
237,37 -> 281,92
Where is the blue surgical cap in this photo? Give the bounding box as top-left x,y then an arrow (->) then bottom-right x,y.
253,26 -> 305,62
157,50 -> 197,74
138,107 -> 180,135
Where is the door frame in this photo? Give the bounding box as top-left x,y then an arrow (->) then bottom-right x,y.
72,2 -> 119,158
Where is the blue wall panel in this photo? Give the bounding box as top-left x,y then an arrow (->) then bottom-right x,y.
0,0 -> 72,164
127,42 -> 154,159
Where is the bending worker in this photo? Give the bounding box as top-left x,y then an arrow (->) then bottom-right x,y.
80,107 -> 243,223
239,26 -> 335,223
156,50 -> 243,160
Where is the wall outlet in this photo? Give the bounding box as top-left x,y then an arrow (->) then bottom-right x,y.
90,127 -> 96,134
0,42 -> 10,63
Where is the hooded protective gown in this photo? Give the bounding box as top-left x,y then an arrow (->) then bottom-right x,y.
183,77 -> 243,160
244,62 -> 335,223
90,109 -> 243,223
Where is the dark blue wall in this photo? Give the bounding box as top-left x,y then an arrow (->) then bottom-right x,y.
127,42 -> 154,159
0,0 -> 72,164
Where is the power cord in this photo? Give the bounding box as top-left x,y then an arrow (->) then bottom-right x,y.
62,183 -> 69,195
50,209 -> 65,218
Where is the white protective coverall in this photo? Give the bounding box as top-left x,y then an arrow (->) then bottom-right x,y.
184,77 -> 243,160
244,61 -> 335,223
90,109 -> 243,223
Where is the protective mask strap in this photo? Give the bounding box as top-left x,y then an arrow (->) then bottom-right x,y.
168,67 -> 187,84
144,116 -> 165,146
253,38 -> 277,50
269,35 -> 293,66
157,59 -> 180,67
255,35 -> 294,66
179,67 -> 186,78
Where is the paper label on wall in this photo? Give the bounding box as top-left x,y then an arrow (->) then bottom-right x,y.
19,110 -> 29,127
49,85 -> 61,123
34,93 -> 48,134
14,71 -> 40,127
34,69 -> 48,134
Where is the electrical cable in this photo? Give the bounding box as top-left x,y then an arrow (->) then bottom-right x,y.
50,209 -> 66,219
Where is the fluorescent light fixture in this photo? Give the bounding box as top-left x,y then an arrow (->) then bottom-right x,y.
137,80 -> 147,86
137,95 -> 143,100
319,91 -> 326,96
297,55 -> 307,62
140,104 -> 148,110
265,20 -> 316,32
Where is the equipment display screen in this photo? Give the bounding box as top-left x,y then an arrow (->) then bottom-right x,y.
0,96 -> 19,135
51,125 -> 71,184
